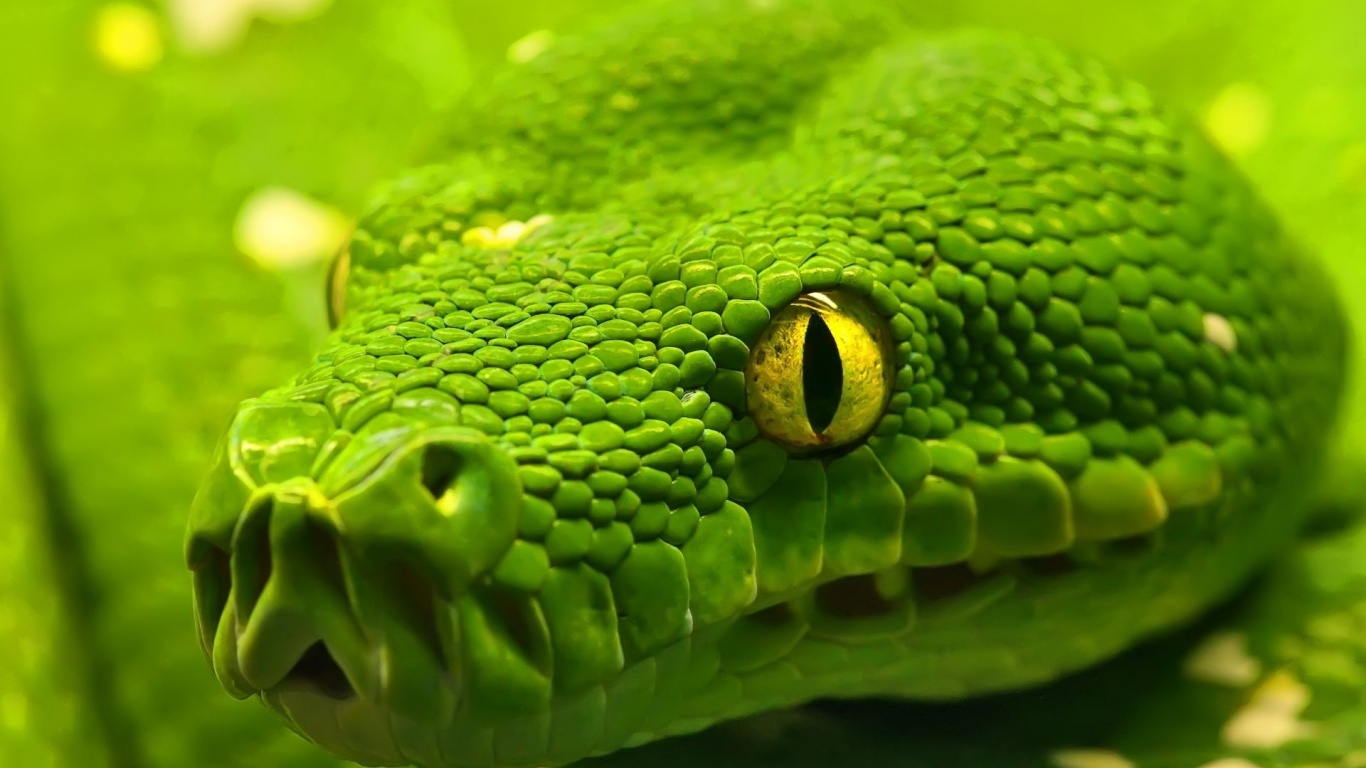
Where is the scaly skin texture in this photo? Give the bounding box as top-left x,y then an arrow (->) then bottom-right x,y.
185,2 -> 1346,767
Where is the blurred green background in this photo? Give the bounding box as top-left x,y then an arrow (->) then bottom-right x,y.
0,1 -> 1362,767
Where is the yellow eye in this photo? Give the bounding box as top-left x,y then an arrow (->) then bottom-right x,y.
744,290 -> 895,453
326,245 -> 350,329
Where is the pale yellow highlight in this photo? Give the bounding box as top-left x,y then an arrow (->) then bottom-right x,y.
1203,313 -> 1238,354
1183,630 -> 1262,687
234,187 -> 351,270
1204,83 -> 1272,157
1196,759 -> 1264,768
460,214 -> 554,249
508,29 -> 555,64
167,0 -> 334,54
1047,749 -> 1135,768
1221,669 -> 1316,749
94,3 -> 164,72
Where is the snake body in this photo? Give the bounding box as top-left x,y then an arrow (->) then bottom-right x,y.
173,1 -> 1341,766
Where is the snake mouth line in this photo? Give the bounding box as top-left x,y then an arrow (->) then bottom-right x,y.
193,506 -> 1155,698
734,541 -> 1154,652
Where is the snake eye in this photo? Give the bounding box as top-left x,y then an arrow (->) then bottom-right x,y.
326,245 -> 350,329
744,289 -> 895,454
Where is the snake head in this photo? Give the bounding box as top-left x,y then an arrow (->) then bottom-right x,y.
186,2 -> 1348,767
184,274 -> 767,761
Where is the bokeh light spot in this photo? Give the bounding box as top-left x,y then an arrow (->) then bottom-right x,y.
1048,749 -> 1135,768
93,3 -> 164,72
1204,82 -> 1272,157
1203,313 -> 1238,354
167,0 -> 334,55
1194,760 -> 1264,768
1221,669 -> 1315,749
507,29 -> 555,64
234,187 -> 350,271
1183,630 -> 1261,687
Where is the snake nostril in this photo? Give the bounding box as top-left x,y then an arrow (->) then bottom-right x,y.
420,444 -> 462,510
286,642 -> 355,700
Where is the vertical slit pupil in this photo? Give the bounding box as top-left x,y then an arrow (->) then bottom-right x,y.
802,313 -> 843,434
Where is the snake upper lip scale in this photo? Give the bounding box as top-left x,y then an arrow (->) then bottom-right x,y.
183,1 -> 1348,767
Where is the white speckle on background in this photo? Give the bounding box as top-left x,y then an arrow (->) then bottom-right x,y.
1184,631 -> 1262,687
1204,83 -> 1271,157
166,0 -> 333,54
1048,748 -> 1135,768
1221,669 -> 1315,749
1203,313 -> 1238,353
94,3 -> 164,72
234,187 -> 350,270
507,29 -> 555,64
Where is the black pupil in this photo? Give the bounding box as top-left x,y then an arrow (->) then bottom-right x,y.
802,313 -> 843,434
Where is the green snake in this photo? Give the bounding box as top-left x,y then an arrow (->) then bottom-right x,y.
0,2 -> 1355,768
177,1 -> 1352,765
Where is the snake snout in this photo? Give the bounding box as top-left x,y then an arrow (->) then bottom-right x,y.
187,407 -> 528,740
188,481 -> 463,728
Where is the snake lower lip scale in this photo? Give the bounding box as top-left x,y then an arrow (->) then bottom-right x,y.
182,1 -> 1347,767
